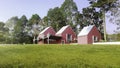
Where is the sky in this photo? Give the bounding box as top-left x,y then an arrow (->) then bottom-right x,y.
0,0 -> 117,34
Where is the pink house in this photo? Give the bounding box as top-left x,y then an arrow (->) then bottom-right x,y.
38,26 -> 61,44
78,25 -> 101,44
56,25 -> 77,44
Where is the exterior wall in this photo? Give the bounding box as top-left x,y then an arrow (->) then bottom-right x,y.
78,26 -> 101,44
38,27 -> 56,44
43,27 -> 56,36
88,26 -> 101,44
56,26 -> 76,44
78,36 -> 88,44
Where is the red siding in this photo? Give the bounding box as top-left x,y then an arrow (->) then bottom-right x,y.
43,27 -> 56,36
88,26 -> 101,44
78,26 -> 101,44
56,26 -> 76,44
38,27 -> 56,44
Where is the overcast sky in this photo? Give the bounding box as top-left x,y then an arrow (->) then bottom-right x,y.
0,0 -> 117,34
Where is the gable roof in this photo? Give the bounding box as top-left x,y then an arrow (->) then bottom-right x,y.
39,27 -> 51,34
78,25 -> 94,36
56,25 -> 69,35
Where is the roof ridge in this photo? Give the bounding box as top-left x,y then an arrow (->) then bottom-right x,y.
39,26 -> 51,34
78,25 -> 95,36
56,25 -> 70,35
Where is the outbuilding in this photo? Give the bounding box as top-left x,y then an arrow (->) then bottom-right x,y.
38,26 -> 61,44
78,25 -> 101,44
56,25 -> 77,44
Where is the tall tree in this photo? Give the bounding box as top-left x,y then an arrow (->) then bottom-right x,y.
88,0 -> 118,41
0,22 -> 9,43
82,7 -> 103,37
61,0 -> 79,32
110,0 -> 120,33
0,22 -> 5,30
28,14 -> 42,43
13,15 -> 32,44
45,7 -> 66,31
5,16 -> 19,32
5,16 -> 19,43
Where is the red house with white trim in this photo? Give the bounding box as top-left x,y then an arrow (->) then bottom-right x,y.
39,26 -> 56,36
56,25 -> 77,44
38,26 -> 61,44
78,25 -> 101,44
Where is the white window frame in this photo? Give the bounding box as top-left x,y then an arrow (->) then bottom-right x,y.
71,35 -> 72,42
92,35 -> 94,43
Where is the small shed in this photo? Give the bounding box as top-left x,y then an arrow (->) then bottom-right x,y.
38,26 -> 61,44
56,25 -> 76,44
78,25 -> 101,44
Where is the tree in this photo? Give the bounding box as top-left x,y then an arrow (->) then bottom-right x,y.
42,16 -> 49,27
4,16 -> 19,43
0,22 -> 9,44
61,0 -> 79,33
5,16 -> 19,32
0,22 -> 5,30
111,0 -> 120,33
13,15 -> 32,44
28,14 -> 42,43
45,7 -> 66,31
81,7 -> 104,38
88,0 -> 118,41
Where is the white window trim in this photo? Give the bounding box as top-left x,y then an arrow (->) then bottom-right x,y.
71,35 -> 72,41
92,35 -> 94,43
66,34 -> 68,42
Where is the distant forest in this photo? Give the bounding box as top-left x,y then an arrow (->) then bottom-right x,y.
0,0 -> 119,44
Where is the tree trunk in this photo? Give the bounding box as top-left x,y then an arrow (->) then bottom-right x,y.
103,11 -> 107,42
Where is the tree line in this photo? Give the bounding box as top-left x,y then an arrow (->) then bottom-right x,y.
0,0 -> 119,44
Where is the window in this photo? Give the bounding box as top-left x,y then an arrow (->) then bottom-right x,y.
92,36 -> 98,43
95,37 -> 98,42
66,34 -> 72,43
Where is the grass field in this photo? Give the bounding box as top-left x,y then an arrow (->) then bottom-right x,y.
0,44 -> 120,68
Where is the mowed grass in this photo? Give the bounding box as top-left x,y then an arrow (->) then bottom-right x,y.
0,44 -> 120,68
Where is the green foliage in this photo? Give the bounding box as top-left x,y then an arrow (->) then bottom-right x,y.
5,16 -> 19,31
88,0 -> 118,41
0,22 -> 10,44
44,0 -> 81,33
82,7 -> 104,39
108,33 -> 120,41
46,7 -> 66,31
117,33 -> 120,41
1,14 -> 42,44
0,45 -> 120,68
13,15 -> 32,44
89,0 -> 117,8
0,22 -> 5,30
28,14 -> 42,37
61,0 -> 79,33
29,14 -> 41,25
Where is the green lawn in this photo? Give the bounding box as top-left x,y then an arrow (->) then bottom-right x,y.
0,44 -> 120,68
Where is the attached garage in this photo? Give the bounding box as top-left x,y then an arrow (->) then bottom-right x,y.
78,25 -> 101,44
